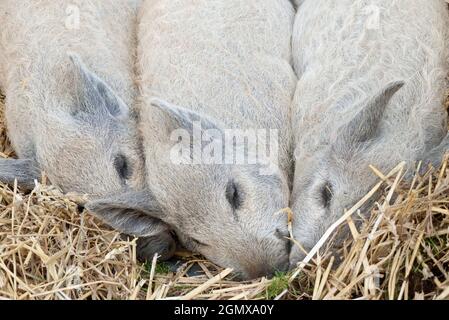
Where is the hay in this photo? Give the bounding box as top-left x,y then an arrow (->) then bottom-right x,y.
283,160 -> 449,300
1,94 -> 449,300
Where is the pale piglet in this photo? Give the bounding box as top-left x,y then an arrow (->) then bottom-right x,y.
289,0 -> 449,265
0,1 -> 175,260
87,0 -> 297,279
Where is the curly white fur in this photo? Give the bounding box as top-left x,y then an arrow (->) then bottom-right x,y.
135,0 -> 297,278
289,0 -> 449,265
0,0 -> 145,195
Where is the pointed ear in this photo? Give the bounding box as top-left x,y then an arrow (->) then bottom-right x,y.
85,190 -> 170,237
150,98 -> 223,133
336,81 -> 404,146
68,53 -> 129,121
0,158 -> 41,190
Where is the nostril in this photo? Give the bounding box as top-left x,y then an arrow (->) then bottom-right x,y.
275,228 -> 292,255
275,228 -> 289,240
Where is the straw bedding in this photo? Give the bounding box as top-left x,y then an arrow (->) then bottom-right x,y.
1,89 -> 449,300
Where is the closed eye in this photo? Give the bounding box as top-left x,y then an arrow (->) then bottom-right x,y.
114,154 -> 132,180
191,237 -> 209,248
226,180 -> 242,210
321,183 -> 333,208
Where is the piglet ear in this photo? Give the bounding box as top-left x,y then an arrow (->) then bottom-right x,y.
68,53 -> 129,121
0,158 -> 41,190
336,81 -> 404,146
85,189 -> 169,238
150,97 -> 223,133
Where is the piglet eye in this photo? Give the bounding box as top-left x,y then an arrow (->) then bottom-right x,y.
191,237 -> 209,248
321,183 -> 333,208
226,181 -> 242,210
114,154 -> 132,180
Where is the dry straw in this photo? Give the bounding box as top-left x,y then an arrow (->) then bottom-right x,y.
1,93 -> 449,300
